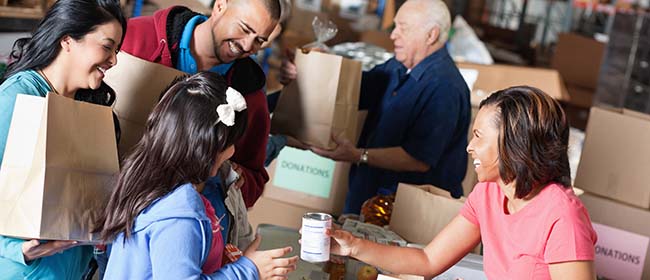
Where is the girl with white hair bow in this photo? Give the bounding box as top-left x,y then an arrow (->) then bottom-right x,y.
96,71 -> 298,280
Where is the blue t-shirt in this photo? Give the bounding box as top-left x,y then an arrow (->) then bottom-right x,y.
177,15 -> 233,75
0,70 -> 93,280
345,47 -> 471,214
203,176 -> 230,246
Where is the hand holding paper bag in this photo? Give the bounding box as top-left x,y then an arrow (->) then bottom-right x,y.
271,50 -> 362,149
310,132 -> 360,162
21,239 -> 79,261
0,93 -> 119,242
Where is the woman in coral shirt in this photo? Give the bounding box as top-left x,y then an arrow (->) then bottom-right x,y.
326,86 -> 598,279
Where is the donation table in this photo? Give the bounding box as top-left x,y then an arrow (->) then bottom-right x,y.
256,224 -> 486,280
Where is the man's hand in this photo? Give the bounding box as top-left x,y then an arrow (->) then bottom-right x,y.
22,239 -> 79,262
279,47 -> 328,86
279,49 -> 297,86
285,135 -> 309,150
310,134 -> 361,163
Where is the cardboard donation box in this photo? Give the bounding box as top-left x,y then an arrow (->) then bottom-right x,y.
580,193 -> 650,279
551,33 -> 606,108
389,184 -> 480,253
0,94 -> 119,241
575,107 -> 650,209
258,147 -> 351,226
457,62 -> 569,106
271,50 -> 362,149
249,147 -> 355,229
551,33 -> 606,90
104,52 -> 186,157
252,111 -> 366,230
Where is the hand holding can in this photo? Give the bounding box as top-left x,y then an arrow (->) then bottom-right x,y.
300,212 -> 332,263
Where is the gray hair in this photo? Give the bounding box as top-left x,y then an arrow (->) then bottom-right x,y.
412,0 -> 451,43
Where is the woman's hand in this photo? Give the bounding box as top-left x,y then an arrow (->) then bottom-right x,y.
327,228 -> 359,257
22,239 -> 78,262
244,235 -> 298,280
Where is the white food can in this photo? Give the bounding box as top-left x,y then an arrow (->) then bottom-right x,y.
300,212 -> 332,263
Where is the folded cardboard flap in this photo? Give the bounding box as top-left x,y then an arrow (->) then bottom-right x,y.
419,184 -> 466,201
389,183 -> 478,254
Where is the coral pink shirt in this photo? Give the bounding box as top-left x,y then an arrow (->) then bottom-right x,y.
460,182 -> 597,279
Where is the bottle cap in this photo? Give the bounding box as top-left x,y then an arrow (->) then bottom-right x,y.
377,187 -> 394,196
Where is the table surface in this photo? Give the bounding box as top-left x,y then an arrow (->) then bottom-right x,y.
257,223 -> 324,280
257,223 -> 486,280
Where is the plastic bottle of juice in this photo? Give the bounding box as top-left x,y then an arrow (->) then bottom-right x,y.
360,188 -> 395,227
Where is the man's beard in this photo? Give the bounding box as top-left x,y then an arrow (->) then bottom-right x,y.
211,30 -> 225,65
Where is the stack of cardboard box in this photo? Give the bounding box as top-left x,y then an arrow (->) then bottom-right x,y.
552,33 -> 606,109
249,110 -> 367,230
575,107 -> 650,280
551,33 -> 606,130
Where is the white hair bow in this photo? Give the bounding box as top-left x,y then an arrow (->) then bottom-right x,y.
216,87 -> 247,126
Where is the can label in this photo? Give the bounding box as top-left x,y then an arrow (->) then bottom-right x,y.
300,212 -> 332,262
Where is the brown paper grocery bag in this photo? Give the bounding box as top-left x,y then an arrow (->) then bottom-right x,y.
271,50 -> 362,149
0,93 -> 119,242
104,52 -> 186,157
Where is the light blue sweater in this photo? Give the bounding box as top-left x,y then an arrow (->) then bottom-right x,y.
105,183 -> 259,279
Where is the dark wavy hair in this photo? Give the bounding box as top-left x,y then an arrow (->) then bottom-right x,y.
1,0 -> 127,141
96,72 -> 248,242
479,86 -> 571,199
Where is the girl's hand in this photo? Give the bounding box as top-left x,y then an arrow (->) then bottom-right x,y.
244,234 -> 299,280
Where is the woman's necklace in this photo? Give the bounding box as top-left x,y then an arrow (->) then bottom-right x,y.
38,69 -> 61,95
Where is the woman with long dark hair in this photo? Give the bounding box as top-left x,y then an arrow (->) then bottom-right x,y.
0,0 -> 126,278
321,86 -> 598,279
97,72 -> 298,279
